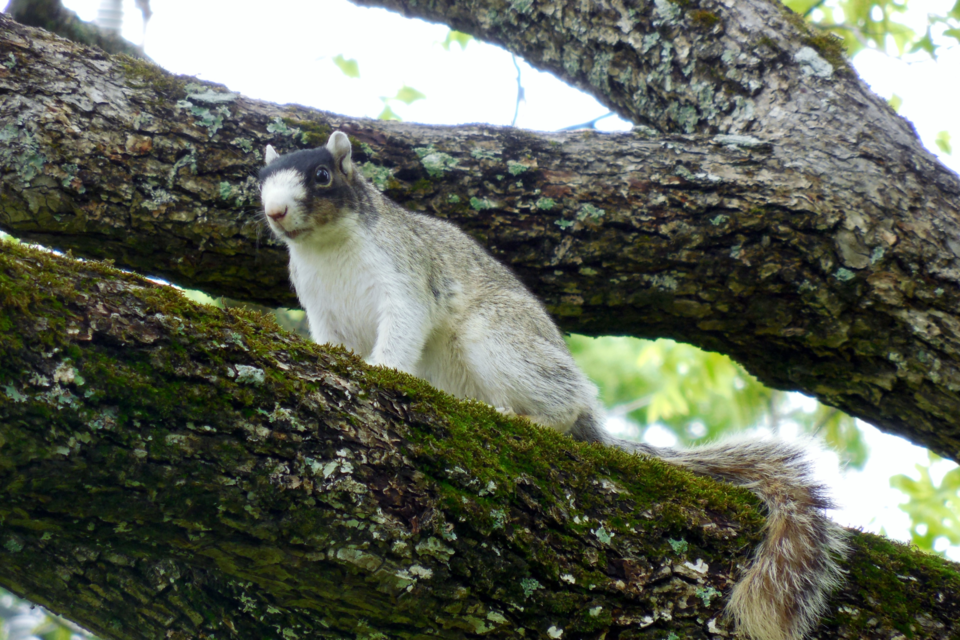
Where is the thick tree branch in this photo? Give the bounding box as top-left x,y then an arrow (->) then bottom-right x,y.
4,0 -> 148,58
1,14 -> 959,460
2,240 -> 959,640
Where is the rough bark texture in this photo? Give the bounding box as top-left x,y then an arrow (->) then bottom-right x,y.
2,239 -> 959,640
2,12 -> 960,461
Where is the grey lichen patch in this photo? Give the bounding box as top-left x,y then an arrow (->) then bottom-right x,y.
415,537 -> 455,562
668,538 -> 688,554
360,162 -> 394,191
219,182 -> 234,200
577,204 -> 605,221
259,403 -> 308,432
184,83 -> 239,104
4,384 -> 27,403
593,526 -> 613,544
335,548 -> 383,573
870,246 -> 886,264
3,53 -> 16,69
696,586 -> 721,606
415,145 -> 459,178
554,219 -> 574,230
509,0 -> 534,14
54,360 -> 84,386
469,197 -> 495,211
641,31 -> 661,54
176,96 -> 231,137
267,117 -> 301,138
713,134 -> 768,149
141,183 -> 177,211
61,163 -> 85,193
168,146 -> 198,188
233,365 -> 265,385
177,84 -> 237,138
536,197 -> 556,211
835,268 -> 856,282
0,123 -> 46,184
653,0 -> 681,23
486,610 -> 509,625
3,537 -> 24,553
650,274 -> 678,291
232,137 -> 254,154
675,164 -> 722,184
447,194 -> 461,204
794,46 -> 834,78
470,147 -> 500,161
507,161 -> 529,176
520,577 -> 542,598
710,214 -> 729,226
588,51 -> 614,91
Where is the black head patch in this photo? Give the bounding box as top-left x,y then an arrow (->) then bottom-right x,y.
259,147 -> 336,184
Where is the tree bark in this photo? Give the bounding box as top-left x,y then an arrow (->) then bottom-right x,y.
1,13 -> 959,461
4,0 -> 148,58
2,239 -> 959,640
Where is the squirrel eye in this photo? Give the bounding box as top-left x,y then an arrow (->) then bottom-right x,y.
315,167 -> 332,185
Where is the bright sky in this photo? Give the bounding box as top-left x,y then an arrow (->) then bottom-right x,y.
61,0 -> 960,559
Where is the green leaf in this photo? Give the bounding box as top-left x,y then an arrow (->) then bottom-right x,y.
891,453 -> 960,553
935,130 -> 953,155
944,27 -> 960,43
782,0 -> 825,16
393,85 -> 427,105
908,30 -> 937,57
441,29 -> 474,50
331,54 -> 360,79
808,405 -> 867,468
377,104 -> 401,121
887,93 -> 902,113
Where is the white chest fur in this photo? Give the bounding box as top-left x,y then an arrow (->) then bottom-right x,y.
287,236 -> 390,359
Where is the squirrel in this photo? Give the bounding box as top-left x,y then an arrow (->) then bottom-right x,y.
259,131 -> 849,640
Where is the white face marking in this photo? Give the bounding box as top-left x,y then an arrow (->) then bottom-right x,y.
260,168 -> 307,240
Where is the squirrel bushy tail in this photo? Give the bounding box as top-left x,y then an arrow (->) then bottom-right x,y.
575,412 -> 848,640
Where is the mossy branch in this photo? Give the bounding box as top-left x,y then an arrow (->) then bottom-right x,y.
1,239 -> 959,639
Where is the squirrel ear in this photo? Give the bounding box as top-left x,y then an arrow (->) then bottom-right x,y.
326,131 -> 354,180
264,145 -> 279,166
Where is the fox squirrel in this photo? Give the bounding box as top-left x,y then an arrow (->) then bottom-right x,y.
259,131 -> 848,640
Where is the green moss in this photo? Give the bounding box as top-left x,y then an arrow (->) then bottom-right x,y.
114,54 -> 187,101
279,118 -> 332,147
803,33 -> 848,72
411,178 -> 434,193
777,2 -> 850,74
690,10 -> 719,29
755,36 -> 782,54
838,533 -> 960,634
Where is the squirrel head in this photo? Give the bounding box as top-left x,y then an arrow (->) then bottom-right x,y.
259,132 -> 363,244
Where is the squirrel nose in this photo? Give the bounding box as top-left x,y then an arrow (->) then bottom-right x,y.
266,205 -> 288,221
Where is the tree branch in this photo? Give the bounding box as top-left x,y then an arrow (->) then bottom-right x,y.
2,239 -> 959,639
2,13 -> 959,460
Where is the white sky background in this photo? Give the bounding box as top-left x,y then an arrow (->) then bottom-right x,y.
62,0 -> 960,559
